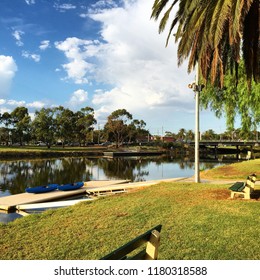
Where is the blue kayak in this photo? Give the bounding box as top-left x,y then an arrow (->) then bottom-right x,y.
25,184 -> 59,194
57,182 -> 84,191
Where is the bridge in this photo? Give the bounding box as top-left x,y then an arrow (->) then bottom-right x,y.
188,140 -> 259,150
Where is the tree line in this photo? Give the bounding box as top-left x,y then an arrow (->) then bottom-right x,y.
0,107 -> 149,148
164,128 -> 259,142
0,106 -> 259,148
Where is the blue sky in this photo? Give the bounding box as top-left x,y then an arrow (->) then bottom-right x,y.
0,0 -> 230,135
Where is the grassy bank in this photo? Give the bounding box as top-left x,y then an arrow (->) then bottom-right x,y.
201,158 -> 260,179
0,145 -> 105,158
0,145 -> 163,159
0,181 -> 259,260
0,159 -> 259,260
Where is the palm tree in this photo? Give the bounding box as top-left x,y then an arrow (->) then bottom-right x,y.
202,129 -> 217,140
177,128 -> 186,141
151,0 -> 259,88
186,129 -> 194,141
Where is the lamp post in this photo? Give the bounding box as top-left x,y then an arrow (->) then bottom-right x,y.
188,65 -> 201,183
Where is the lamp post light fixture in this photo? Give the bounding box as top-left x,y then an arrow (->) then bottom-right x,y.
188,66 -> 203,183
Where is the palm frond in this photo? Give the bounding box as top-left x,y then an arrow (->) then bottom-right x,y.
158,3 -> 175,33
151,0 -> 170,20
242,0 -> 260,84
151,0 -> 260,88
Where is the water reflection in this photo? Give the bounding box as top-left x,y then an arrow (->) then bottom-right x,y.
0,210 -> 23,223
0,155 -> 226,196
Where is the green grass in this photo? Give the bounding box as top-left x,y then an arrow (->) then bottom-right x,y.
0,145 -> 105,159
0,145 -> 104,152
0,158 -> 259,260
0,180 -> 260,260
201,158 -> 260,179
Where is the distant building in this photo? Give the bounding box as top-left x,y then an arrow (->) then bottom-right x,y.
161,136 -> 175,143
149,136 -> 175,143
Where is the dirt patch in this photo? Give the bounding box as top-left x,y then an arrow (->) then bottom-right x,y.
206,189 -> 230,200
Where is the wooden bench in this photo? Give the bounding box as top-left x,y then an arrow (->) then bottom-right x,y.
100,224 -> 162,260
229,174 -> 257,199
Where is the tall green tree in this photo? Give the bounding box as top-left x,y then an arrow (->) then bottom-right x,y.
200,63 -> 260,132
10,107 -> 31,145
202,129 -> 217,140
74,107 -> 96,145
54,106 -> 75,147
177,128 -> 186,141
32,108 -> 56,148
186,129 -> 194,141
127,119 -> 148,143
0,112 -> 12,145
151,0 -> 260,87
104,109 -> 133,147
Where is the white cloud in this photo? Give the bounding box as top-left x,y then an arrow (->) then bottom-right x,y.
79,13 -> 88,18
27,101 -> 46,108
25,0 -> 35,5
55,37 -> 99,84
39,40 -> 50,50
12,30 -> 24,46
0,55 -> 18,98
54,3 -> 77,12
22,51 -> 41,62
85,0 -> 194,130
88,0 -> 119,13
68,89 -> 88,107
0,99 -> 46,113
7,99 -> 26,107
0,107 -> 11,114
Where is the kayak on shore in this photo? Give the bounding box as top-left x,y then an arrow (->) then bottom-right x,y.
25,184 -> 59,194
57,182 -> 84,191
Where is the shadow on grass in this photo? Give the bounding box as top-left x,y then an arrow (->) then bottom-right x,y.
251,190 -> 260,200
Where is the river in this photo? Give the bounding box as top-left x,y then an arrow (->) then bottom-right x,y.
0,153 -> 246,223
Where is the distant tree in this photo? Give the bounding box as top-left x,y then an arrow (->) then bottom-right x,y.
0,127 -> 9,145
32,108 -> 55,148
202,129 -> 217,140
10,107 -> 31,145
0,112 -> 11,128
176,128 -> 186,141
0,112 -> 12,145
165,131 -> 176,137
104,109 -> 133,147
186,129 -> 194,141
54,106 -> 75,147
127,119 -> 148,143
74,107 -> 96,145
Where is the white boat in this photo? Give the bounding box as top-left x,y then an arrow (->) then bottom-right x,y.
16,197 -> 94,210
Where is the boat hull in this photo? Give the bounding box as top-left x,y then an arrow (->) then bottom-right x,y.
57,182 -> 84,191
25,184 -> 58,194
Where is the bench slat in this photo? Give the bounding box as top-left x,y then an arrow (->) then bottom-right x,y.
229,182 -> 245,192
100,224 -> 162,260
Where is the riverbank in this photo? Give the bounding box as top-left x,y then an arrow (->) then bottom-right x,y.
1,144 -> 259,159
0,159 -> 259,260
0,146 -> 105,159
0,145 -> 167,159
201,158 -> 260,179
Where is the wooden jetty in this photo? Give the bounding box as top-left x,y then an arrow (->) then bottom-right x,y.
0,180 -> 130,211
0,177 -> 187,212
